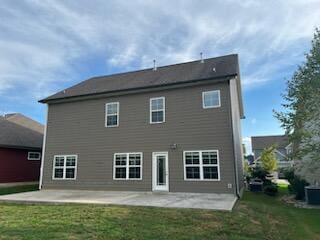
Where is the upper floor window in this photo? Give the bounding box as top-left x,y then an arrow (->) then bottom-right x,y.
105,102 -> 119,127
28,152 -> 41,160
202,90 -> 220,108
150,97 -> 165,124
184,150 -> 220,181
53,155 -> 77,180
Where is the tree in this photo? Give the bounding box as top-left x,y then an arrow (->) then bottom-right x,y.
274,28 -> 320,185
260,145 -> 278,173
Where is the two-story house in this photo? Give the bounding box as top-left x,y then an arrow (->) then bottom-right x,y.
39,54 -> 245,197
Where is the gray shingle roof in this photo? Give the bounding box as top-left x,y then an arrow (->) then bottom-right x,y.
40,54 -> 240,103
0,117 -> 43,149
251,135 -> 289,150
4,113 -> 44,134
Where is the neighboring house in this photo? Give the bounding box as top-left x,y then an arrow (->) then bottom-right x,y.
251,135 -> 293,170
0,114 -> 43,184
39,54 -> 245,197
4,113 -> 44,133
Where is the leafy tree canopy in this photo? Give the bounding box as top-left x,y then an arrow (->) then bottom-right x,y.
260,145 -> 278,173
274,28 -> 320,184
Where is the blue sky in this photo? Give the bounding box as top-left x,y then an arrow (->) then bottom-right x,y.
0,0 -> 319,153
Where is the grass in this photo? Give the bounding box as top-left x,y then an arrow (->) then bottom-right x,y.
0,184 -> 38,195
0,185 -> 319,240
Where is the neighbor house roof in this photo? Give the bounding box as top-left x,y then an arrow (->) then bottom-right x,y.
4,113 -> 44,134
0,117 -> 43,149
251,135 -> 289,150
39,54 -> 244,118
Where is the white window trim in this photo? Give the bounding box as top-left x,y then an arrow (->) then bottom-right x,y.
202,90 -> 221,109
52,154 -> 78,180
28,151 -> 41,160
150,97 -> 165,124
183,150 -> 220,181
113,152 -> 143,180
105,102 -> 119,127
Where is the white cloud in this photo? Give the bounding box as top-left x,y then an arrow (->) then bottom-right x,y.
251,118 -> 257,124
0,0 -> 319,116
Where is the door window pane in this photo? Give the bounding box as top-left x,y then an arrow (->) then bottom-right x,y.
157,156 -> 166,185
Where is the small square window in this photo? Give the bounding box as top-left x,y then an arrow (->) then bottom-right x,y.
202,90 -> 220,108
28,152 -> 41,160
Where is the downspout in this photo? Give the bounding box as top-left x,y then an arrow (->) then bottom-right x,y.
39,104 -> 48,190
228,78 -> 241,198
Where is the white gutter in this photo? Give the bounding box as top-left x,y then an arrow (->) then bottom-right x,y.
39,104 -> 48,190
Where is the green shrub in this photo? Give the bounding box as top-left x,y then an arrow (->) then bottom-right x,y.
284,168 -> 295,182
282,168 -> 309,199
250,167 -> 267,181
263,179 -> 273,186
290,176 -> 309,200
264,184 -> 278,196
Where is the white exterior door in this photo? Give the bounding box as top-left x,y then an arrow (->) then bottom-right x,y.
152,152 -> 169,191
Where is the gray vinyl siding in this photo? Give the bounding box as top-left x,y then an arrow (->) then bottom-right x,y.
42,81 -> 237,194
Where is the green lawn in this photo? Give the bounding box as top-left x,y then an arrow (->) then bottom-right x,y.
0,184 -> 38,195
0,186 -> 319,240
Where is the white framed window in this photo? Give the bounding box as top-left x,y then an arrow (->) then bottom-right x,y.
150,97 -> 165,124
113,153 -> 143,180
52,155 -> 77,180
105,102 -> 119,127
184,150 -> 220,181
28,152 -> 41,160
202,90 -> 221,108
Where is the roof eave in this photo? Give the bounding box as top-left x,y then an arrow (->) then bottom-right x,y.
0,144 -> 42,150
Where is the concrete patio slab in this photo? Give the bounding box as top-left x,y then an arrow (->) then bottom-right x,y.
0,190 -> 237,211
